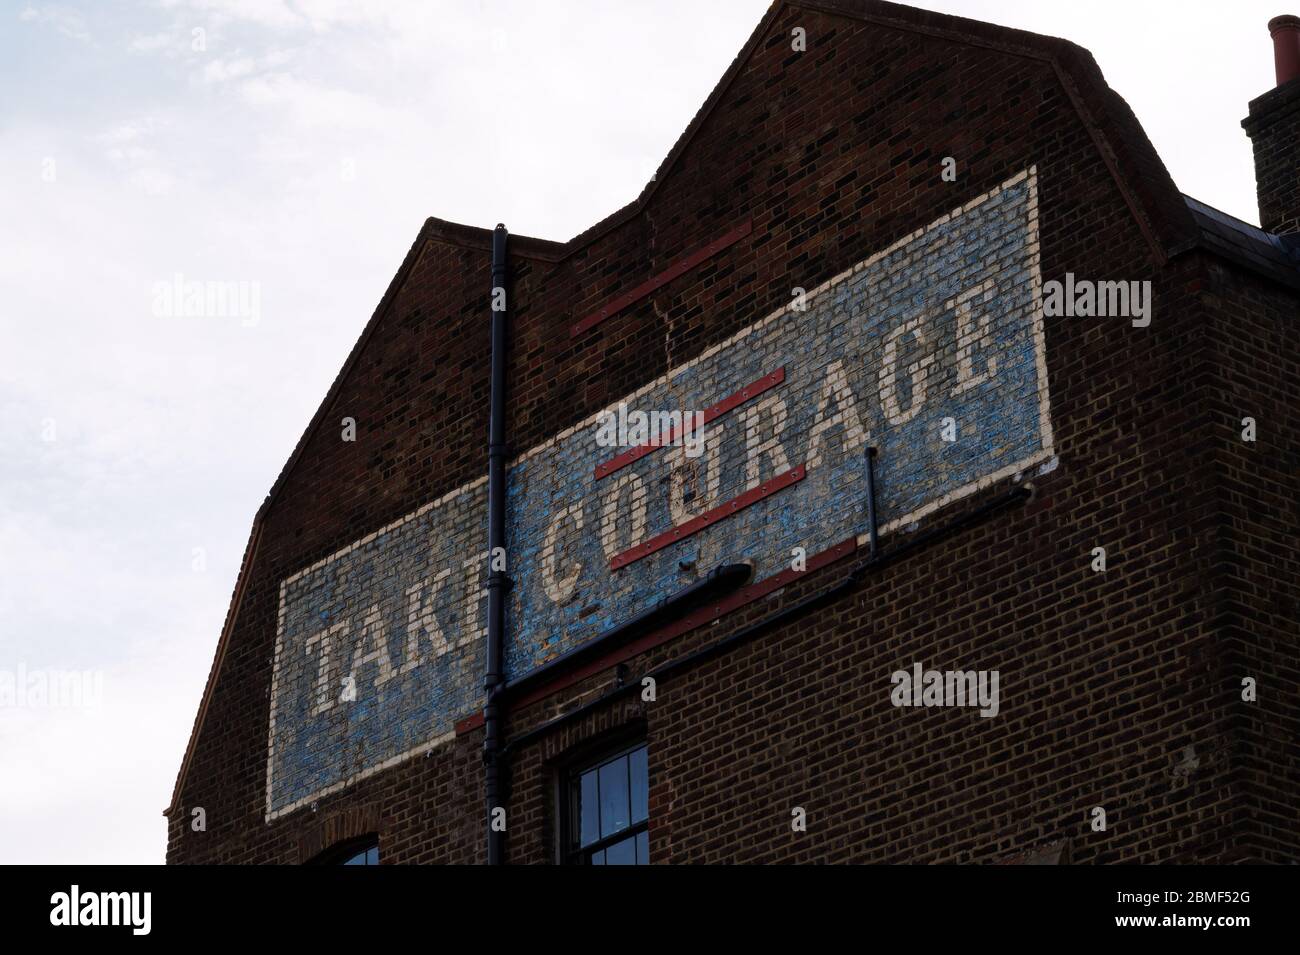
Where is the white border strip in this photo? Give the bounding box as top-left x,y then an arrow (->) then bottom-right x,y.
866,164 -> 1054,539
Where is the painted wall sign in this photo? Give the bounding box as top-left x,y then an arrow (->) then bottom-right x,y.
265,168 -> 1053,819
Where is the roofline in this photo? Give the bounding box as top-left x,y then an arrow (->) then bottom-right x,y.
1180,192 -> 1300,292
166,0 -> 1197,818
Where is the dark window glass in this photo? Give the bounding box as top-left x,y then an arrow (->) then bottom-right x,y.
565,742 -> 649,865
341,844 -> 379,865
598,758 -> 630,837
579,770 -> 600,847
308,837 -> 379,866
629,746 -> 648,825
604,836 -> 636,865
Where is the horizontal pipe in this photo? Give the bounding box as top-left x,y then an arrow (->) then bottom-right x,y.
503,483 -> 1033,753
501,562 -> 752,700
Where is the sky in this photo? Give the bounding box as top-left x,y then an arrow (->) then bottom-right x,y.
0,0 -> 1287,865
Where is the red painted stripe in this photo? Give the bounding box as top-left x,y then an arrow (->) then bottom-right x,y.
569,220 -> 753,338
455,712 -> 482,734
454,536 -> 858,734
593,368 -> 786,481
609,465 -> 806,571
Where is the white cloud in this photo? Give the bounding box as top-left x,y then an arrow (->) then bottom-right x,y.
16,4 -> 91,43
94,117 -> 176,194
129,30 -> 176,53
99,120 -> 153,144
177,0 -> 303,30
237,71 -> 408,130
199,54 -> 256,84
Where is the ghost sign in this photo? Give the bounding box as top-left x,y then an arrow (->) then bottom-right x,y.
265,168 -> 1053,819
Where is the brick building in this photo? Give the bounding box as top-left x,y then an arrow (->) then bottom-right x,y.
165,1 -> 1300,864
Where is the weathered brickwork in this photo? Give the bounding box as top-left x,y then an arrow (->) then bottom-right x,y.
1197,260 -> 1300,864
265,170 -> 1054,818
1244,79 -> 1300,236
167,0 -> 1298,864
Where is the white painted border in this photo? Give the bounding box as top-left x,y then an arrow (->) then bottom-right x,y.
264,167 -> 1054,821
866,164 -> 1055,539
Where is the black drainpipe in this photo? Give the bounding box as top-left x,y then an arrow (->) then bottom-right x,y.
864,447 -> 880,559
484,223 -> 509,865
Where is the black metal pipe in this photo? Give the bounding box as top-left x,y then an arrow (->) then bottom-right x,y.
864,446 -> 880,559
854,483 -> 1032,577
501,562 -> 751,700
505,572 -> 852,756
503,483 -> 1033,754
484,223 -> 509,865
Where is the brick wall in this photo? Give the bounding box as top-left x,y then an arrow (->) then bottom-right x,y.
1198,259 -> 1300,864
1244,79 -> 1300,236
166,0 -> 1298,864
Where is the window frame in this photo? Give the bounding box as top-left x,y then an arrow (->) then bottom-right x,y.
557,739 -> 650,865
307,834 -> 380,866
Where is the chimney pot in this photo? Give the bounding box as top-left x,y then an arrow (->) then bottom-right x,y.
1269,14 -> 1300,86
1247,16 -> 1300,235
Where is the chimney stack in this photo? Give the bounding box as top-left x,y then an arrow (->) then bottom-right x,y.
1243,16 -> 1300,236
1270,15 -> 1300,85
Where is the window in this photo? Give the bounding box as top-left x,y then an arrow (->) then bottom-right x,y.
308,836 -> 379,865
564,742 -> 650,865
340,844 -> 379,866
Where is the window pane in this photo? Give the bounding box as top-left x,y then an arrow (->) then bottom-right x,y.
342,845 -> 376,865
636,830 -> 649,865
579,769 -> 600,847
314,837 -> 379,865
598,756 -> 630,838
629,746 -> 648,824
604,835 -> 636,865
589,849 -> 606,865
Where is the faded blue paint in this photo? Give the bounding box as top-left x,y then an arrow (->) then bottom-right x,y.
505,174 -> 1045,674
266,172 -> 1050,817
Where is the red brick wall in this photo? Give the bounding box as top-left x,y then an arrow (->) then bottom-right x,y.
166,2 -> 1297,863
1198,259 -> 1300,865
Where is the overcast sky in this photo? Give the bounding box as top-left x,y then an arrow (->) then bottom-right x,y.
0,0 -> 1286,865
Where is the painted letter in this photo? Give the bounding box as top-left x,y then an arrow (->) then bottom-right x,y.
601,471 -> 648,561
805,360 -> 866,469
879,315 -> 933,425
951,279 -> 998,395
741,394 -> 792,490
542,504 -> 585,603
305,621 -> 347,715
401,567 -> 453,671
668,423 -> 722,524
348,604 -> 393,689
